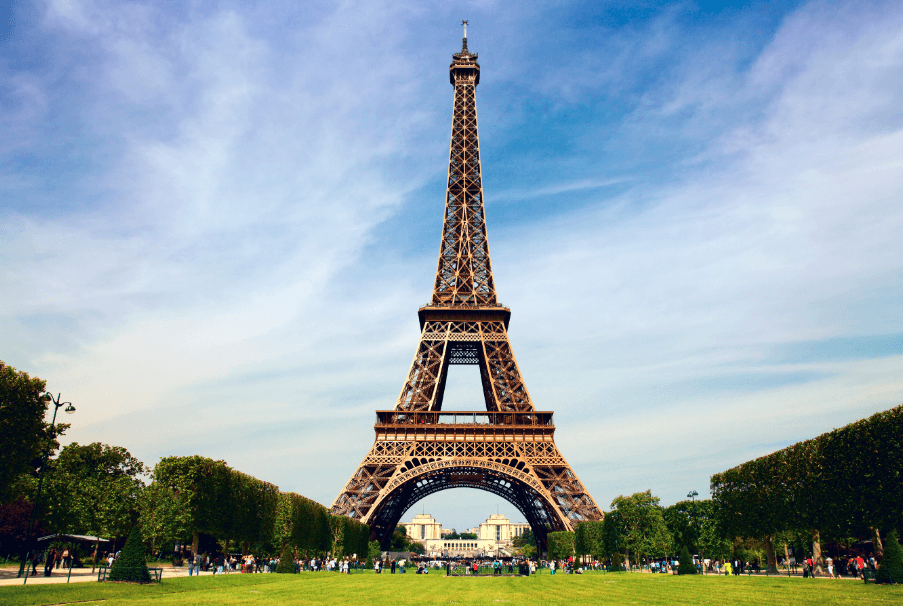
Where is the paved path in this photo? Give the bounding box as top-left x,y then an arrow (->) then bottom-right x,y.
0,565 -> 245,587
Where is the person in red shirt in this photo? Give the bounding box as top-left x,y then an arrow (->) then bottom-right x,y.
855,556 -> 866,577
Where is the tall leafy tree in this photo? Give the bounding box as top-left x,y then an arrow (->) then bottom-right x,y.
664,499 -> 731,562
42,442 -> 146,539
0,361 -> 68,504
609,491 -> 672,565
138,481 -> 191,553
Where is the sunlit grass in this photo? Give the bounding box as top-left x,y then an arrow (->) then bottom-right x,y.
2,570 -> 901,605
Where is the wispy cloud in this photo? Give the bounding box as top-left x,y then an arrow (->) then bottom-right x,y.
2,0 -> 902,529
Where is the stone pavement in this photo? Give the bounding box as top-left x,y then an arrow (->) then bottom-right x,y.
0,564 -> 240,587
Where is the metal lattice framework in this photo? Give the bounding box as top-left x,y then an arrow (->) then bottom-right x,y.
331,33 -> 603,550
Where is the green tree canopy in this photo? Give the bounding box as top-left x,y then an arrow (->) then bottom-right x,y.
43,442 -> 146,539
610,491 -> 672,563
0,361 -> 68,503
547,531 -> 575,560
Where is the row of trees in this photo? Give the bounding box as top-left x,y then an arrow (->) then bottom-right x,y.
710,404 -> 902,572
547,490 -> 776,567
0,361 -> 368,561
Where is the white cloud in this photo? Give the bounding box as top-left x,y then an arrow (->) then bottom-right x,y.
2,0 -> 902,530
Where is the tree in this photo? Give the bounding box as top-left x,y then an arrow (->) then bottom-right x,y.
665,499 -> 731,563
367,540 -> 381,563
108,526 -> 151,583
678,545 -> 697,575
390,527 -> 412,550
43,443 -> 146,540
876,530 -> 903,584
575,521 -> 605,561
513,528 -> 537,557
0,362 -> 68,503
610,491 -> 672,565
547,531 -> 575,560
275,544 -> 295,573
0,497 -> 46,556
138,481 -> 191,553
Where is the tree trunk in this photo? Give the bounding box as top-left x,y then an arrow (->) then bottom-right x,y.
764,535 -> 778,573
811,529 -> 823,575
191,530 -> 200,556
872,528 -> 884,557
784,541 -> 790,570
91,540 -> 100,574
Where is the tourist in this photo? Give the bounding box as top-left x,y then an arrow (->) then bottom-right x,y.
826,556 -> 835,578
29,550 -> 40,577
44,548 -> 57,577
550,559 -> 556,575
391,558 -> 396,574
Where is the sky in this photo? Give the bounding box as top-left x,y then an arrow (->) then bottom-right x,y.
2,0 -> 903,531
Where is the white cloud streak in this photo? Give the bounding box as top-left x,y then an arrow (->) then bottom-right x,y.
2,0 -> 902,528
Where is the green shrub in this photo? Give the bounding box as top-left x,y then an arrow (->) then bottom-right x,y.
611,552 -> 622,572
678,545 -> 697,575
108,527 -> 151,583
275,544 -> 295,574
877,530 -> 903,584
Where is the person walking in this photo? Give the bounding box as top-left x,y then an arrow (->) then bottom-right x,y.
44,548 -> 57,577
29,550 -> 40,577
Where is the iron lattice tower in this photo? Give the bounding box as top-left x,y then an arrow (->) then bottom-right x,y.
331,29 -> 603,551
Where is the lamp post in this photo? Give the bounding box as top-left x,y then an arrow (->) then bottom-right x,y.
19,393 -> 75,582
687,490 -> 699,573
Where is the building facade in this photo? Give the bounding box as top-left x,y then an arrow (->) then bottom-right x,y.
398,513 -> 443,541
401,513 -> 530,557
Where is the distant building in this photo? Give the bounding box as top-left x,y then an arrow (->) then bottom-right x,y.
398,513 -> 443,541
401,512 -> 530,557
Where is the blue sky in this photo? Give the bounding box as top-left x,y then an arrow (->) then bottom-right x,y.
3,0 -> 903,531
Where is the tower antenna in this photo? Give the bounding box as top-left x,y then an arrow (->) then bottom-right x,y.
462,20 -> 468,39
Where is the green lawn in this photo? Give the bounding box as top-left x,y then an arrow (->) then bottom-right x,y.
2,572 -> 901,605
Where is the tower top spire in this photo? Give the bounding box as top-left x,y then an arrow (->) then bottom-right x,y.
461,20 -> 469,54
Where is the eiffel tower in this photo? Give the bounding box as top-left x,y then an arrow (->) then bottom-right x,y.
331,24 -> 603,550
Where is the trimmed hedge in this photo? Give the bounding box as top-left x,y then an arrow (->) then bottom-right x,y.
144,456 -> 368,558
711,404 -> 903,541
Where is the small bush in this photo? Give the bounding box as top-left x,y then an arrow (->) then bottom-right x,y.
611,552 -> 622,572
108,527 -> 151,583
275,545 -> 295,574
876,530 -> 903,584
678,545 -> 698,575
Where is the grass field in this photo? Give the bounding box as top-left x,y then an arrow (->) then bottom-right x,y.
1,571 -> 901,605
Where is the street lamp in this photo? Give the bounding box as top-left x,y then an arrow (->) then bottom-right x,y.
20,393 -> 75,582
687,490 -> 699,572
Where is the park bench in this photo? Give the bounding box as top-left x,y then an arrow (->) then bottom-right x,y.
97,564 -> 162,583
